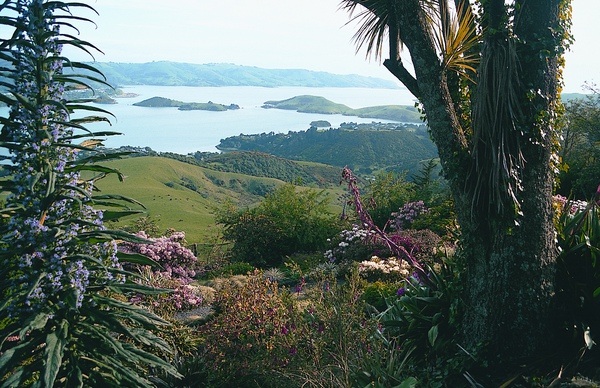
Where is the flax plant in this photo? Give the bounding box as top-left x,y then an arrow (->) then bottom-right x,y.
0,1 -> 179,386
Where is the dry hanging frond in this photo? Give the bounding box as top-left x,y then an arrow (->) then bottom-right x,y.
468,37 -> 525,217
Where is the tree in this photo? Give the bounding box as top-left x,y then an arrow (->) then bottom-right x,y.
341,0 -> 572,374
558,85 -> 600,197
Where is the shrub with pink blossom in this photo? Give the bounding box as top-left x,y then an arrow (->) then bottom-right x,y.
390,200 -> 430,231
119,231 -> 203,315
120,231 -> 198,282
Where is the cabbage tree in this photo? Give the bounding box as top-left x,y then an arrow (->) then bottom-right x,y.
341,0 -> 572,372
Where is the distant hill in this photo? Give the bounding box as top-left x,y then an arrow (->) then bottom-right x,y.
263,95 -> 421,122
81,62 -> 399,89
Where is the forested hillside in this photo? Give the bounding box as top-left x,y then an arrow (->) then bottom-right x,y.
216,123 -> 437,174
161,151 -> 342,187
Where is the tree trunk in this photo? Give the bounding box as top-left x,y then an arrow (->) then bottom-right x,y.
387,0 -> 564,368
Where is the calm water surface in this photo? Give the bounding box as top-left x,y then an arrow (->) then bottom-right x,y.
2,86 -> 417,154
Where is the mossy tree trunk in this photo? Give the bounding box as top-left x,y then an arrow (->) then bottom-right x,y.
354,0 -> 569,368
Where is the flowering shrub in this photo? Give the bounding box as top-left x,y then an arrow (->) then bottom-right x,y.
324,224 -> 378,263
359,256 -> 412,282
553,194 -> 588,217
0,2 -> 178,386
390,200 -> 430,231
391,229 -> 445,265
127,266 -> 204,318
119,231 -> 204,316
120,231 -> 198,281
197,270 -> 381,387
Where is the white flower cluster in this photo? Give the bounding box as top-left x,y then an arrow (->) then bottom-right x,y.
324,224 -> 375,262
358,256 -> 411,279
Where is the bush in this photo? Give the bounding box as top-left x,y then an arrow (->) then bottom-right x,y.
211,261 -> 255,277
197,269 -> 381,387
362,281 -> 403,313
216,183 -> 343,267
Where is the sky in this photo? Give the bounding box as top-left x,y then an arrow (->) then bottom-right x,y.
66,0 -> 599,93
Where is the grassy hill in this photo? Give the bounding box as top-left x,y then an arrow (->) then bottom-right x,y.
89,156 -> 346,244
163,151 -> 342,187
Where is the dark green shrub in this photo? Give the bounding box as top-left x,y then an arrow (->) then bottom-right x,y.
216,183 -> 343,267
213,262 -> 255,277
363,281 -> 403,313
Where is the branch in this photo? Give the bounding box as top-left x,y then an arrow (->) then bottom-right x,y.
384,59 -> 421,99
341,166 -> 432,287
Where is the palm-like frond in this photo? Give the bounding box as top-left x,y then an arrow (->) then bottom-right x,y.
339,0 -> 395,61
431,1 -> 480,75
340,0 -> 479,76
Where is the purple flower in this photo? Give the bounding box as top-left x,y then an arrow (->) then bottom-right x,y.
397,287 -> 406,296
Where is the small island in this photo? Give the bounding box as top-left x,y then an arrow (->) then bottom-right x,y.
310,120 -> 331,128
263,95 -> 421,123
133,96 -> 240,111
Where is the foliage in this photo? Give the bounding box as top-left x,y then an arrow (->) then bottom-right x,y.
0,1 -> 178,386
210,261 -> 255,277
558,86 -> 600,198
366,171 -> 414,228
196,269 -> 381,388
216,183 -> 342,267
362,281 -> 403,313
192,151 -> 339,188
554,189 -> 600,376
367,261 -> 474,387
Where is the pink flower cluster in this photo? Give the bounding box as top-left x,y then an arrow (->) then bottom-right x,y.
553,194 -> 588,216
119,232 -> 203,313
390,201 -> 430,231
120,231 -> 197,281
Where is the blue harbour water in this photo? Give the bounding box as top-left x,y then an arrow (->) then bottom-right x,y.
1,85 -> 417,154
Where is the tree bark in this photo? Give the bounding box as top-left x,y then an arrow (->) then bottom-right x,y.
386,0 -> 564,367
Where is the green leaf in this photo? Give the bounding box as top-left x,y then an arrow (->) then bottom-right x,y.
19,311 -> 50,339
117,251 -> 162,267
107,281 -> 171,296
428,324 -> 439,346
43,319 -> 69,387
397,377 -> 419,388
77,229 -> 154,244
